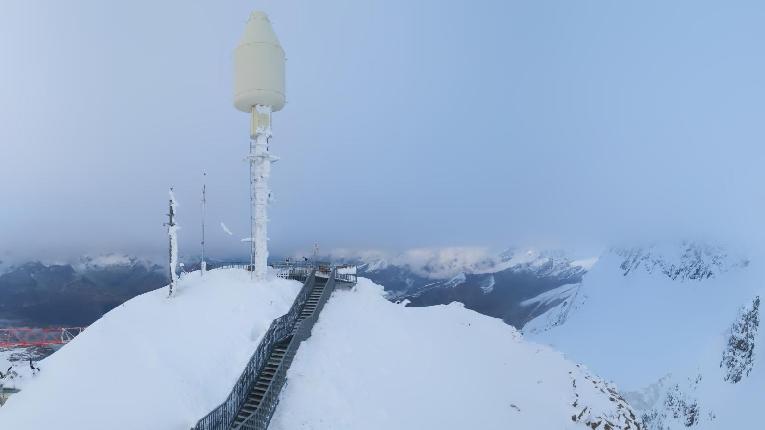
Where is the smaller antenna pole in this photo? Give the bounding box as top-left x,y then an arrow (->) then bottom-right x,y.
166,188 -> 178,297
201,172 -> 207,276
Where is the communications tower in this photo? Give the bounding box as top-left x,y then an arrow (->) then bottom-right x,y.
233,11 -> 286,280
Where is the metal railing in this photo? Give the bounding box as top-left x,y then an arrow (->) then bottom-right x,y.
205,263 -> 314,283
210,263 -> 252,271
236,269 -> 338,430
192,271 -> 318,430
334,272 -> 357,284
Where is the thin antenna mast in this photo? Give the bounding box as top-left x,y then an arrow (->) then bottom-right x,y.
166,188 -> 179,296
200,172 -> 207,275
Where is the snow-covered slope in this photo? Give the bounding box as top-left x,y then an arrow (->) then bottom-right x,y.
269,278 -> 642,430
348,247 -> 591,328
0,269 -> 300,430
525,242 -> 763,429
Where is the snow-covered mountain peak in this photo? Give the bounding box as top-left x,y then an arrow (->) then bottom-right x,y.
347,246 -> 595,280
524,240 -> 765,429
613,242 -> 748,281
75,254 -> 158,271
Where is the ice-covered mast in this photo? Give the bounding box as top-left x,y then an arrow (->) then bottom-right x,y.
200,172 -> 207,276
166,188 -> 179,296
234,11 -> 286,280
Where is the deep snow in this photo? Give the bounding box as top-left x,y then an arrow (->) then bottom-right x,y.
525,243 -> 765,428
0,268 -> 300,430
270,278 -> 640,430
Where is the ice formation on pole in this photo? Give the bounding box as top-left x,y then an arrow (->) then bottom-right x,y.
248,105 -> 276,280
167,188 -> 179,296
200,175 -> 207,276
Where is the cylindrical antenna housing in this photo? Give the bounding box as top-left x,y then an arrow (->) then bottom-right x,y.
233,11 -> 286,112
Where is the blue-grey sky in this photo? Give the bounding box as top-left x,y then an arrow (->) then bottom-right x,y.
2,0 -> 765,261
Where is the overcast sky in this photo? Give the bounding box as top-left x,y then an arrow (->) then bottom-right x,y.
2,0 -> 765,262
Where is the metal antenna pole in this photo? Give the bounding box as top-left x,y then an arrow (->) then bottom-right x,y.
201,173 -> 207,275
166,188 -> 178,296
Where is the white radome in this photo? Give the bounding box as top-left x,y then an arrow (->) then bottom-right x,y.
234,11 -> 286,112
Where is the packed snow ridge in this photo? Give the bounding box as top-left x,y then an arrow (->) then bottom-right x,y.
0,270 -> 641,430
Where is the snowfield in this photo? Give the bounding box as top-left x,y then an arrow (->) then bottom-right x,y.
270,278 -> 641,430
525,243 -> 765,429
0,268 -> 300,430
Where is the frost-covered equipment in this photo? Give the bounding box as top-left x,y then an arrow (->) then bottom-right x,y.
201,175 -> 207,276
234,11 -> 286,280
167,188 -> 179,296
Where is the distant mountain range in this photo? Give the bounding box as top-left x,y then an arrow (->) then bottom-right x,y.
0,256 -> 165,327
0,248 -> 597,330
352,248 -> 594,329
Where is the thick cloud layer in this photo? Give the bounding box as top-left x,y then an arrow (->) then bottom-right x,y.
2,0 -> 764,262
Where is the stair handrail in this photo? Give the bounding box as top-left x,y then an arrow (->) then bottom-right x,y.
192,270 -> 317,430
237,269 -> 338,430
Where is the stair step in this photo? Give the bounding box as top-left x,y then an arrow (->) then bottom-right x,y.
248,392 -> 264,402
242,404 -> 260,413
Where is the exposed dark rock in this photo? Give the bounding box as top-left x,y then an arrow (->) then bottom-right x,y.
720,296 -> 760,384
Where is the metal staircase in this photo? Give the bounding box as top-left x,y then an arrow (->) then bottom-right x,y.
193,266 -> 354,430
231,276 -> 330,429
231,337 -> 290,427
